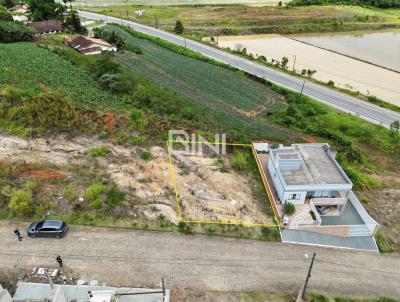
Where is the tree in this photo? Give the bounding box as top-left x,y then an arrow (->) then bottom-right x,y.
390,120 -> 400,135
306,69 -> 316,78
0,10 -> 13,21
26,0 -> 66,21
278,0 -> 283,6
174,19 -> 184,34
283,202 -> 295,215
281,56 -> 289,69
64,10 -> 87,34
2,0 -> 14,9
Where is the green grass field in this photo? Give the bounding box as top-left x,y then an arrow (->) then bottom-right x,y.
0,42 -> 119,109
73,0 -> 284,6
86,5 -> 400,37
104,25 -> 299,141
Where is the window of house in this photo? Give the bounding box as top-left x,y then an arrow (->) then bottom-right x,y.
290,194 -> 300,200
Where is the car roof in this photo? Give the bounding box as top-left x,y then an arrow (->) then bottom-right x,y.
42,220 -> 64,228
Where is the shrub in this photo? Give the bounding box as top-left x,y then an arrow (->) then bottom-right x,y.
85,183 -> 107,201
0,21 -> 35,43
284,202 -> 295,215
88,146 -> 110,157
106,186 -> 125,207
375,232 -> 394,253
63,184 -> 77,201
178,221 -> 192,234
231,151 -> 251,171
174,20 -> 184,34
116,132 -> 129,145
91,198 -> 103,210
131,135 -> 144,145
0,10 -> 12,21
8,188 -> 33,216
140,150 -> 152,161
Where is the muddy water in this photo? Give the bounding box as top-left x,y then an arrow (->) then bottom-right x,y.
217,31 -> 400,106
291,30 -> 400,72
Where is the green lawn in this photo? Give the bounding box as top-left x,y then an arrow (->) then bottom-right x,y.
103,25 -> 299,141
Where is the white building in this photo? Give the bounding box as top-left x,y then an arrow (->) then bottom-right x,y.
10,282 -> 169,302
268,143 -> 352,205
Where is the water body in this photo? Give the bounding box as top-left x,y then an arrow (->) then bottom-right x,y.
217,30 -> 400,106
291,30 -> 400,73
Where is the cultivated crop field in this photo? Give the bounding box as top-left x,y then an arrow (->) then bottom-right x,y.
106,25 -> 297,141
0,43 -> 118,108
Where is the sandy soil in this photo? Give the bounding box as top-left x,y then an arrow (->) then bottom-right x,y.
172,151 -> 273,224
217,34 -> 400,105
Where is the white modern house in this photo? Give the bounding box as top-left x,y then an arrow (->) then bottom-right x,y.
253,142 -> 379,251
268,143 -> 352,206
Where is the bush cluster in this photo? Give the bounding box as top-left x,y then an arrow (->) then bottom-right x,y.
0,21 -> 35,43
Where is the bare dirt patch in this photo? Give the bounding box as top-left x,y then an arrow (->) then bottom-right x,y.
171,149 -> 273,225
358,188 -> 400,250
20,167 -> 67,180
0,133 -> 271,226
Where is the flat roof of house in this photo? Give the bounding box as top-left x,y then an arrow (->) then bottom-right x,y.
271,144 -> 351,186
13,283 -> 168,302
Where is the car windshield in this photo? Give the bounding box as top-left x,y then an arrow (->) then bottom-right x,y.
35,221 -> 44,230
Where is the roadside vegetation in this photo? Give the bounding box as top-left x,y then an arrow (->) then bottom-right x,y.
172,289 -> 399,302
85,4 -> 400,38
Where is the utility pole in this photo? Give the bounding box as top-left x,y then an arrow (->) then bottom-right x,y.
155,14 -> 158,29
292,54 -> 297,71
126,8 -> 129,20
296,252 -> 316,301
162,277 -> 166,302
300,80 -> 305,97
184,38 -> 187,49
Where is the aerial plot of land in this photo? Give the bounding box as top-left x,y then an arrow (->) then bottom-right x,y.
1,0 -> 400,299
168,143 -> 275,225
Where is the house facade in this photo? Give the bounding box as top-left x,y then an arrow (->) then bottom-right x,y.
268,143 -> 352,206
27,20 -> 63,35
65,35 -> 117,55
253,142 -> 379,242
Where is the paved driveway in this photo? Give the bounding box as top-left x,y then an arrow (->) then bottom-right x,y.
1,221 -> 400,298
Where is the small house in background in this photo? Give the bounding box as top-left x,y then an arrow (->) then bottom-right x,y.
9,4 -> 29,14
12,15 -> 28,24
134,9 -> 146,17
28,20 -> 63,35
65,35 -> 117,55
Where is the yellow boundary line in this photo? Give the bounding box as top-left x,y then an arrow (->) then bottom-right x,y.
169,140 -> 252,147
166,140 -> 279,228
166,140 -> 182,219
250,145 -> 280,226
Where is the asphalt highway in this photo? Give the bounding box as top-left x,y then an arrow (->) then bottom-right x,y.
78,11 -> 400,128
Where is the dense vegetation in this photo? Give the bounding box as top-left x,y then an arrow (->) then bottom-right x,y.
0,21 -> 35,42
289,0 -> 400,8
0,86 -> 101,136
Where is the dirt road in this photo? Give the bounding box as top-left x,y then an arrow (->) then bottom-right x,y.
1,221 -> 399,298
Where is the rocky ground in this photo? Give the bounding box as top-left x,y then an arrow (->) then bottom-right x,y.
0,132 -> 272,225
